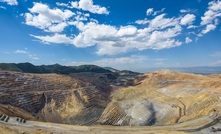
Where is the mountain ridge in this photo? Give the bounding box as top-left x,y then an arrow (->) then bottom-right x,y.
0,62 -> 142,75
0,62 -> 111,74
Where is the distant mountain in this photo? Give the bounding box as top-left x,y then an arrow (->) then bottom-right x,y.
104,67 -> 141,76
0,63 -> 111,74
172,66 -> 221,75
146,66 -> 221,75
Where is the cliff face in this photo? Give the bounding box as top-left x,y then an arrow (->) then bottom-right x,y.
1,70 -> 221,131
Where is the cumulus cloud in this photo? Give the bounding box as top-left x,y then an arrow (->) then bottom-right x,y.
0,0 -> 18,5
56,2 -> 69,7
187,25 -> 198,29
153,8 -> 165,16
27,1 -> 220,56
146,8 -> 154,16
117,26 -> 137,37
201,10 -> 217,25
146,8 -> 165,16
180,14 -> 196,25
48,22 -> 68,33
201,24 -> 216,34
25,2 -> 74,32
201,0 -> 221,25
148,14 -> 180,30
31,12 -> 184,55
198,0 -> 221,37
70,0 -> 109,14
135,18 -> 150,25
70,15 -> 182,55
30,34 -> 74,44
185,37 -> 192,44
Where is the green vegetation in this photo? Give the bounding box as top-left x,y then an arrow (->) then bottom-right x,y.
0,63 -> 111,74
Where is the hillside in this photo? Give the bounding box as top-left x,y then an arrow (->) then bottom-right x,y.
0,63 -> 111,74
0,69 -> 221,133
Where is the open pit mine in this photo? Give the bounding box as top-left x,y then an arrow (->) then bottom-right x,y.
1,68 -> 221,134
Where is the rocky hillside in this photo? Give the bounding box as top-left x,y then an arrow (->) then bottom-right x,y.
99,70 -> 221,126
0,69 -> 221,133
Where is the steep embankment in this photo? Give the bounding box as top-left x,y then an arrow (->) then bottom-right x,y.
1,70 -> 221,133
0,71 -> 114,125
98,70 -> 221,127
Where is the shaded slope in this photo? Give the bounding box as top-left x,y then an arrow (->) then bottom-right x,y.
0,71 -> 113,125
0,63 -> 111,74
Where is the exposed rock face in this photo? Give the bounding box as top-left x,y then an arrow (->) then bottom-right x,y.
0,71 -> 113,125
98,70 -> 221,126
1,69 -> 221,131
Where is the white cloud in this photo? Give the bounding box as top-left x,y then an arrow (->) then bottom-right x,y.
0,0 -> 18,5
201,24 -> 216,34
32,13 -> 183,55
25,2 -> 74,32
201,10 -> 217,25
135,18 -> 150,25
198,0 -> 221,37
0,6 -> 6,9
148,14 -> 180,30
56,2 -> 69,7
27,2 -> 208,56
70,18 -> 182,55
15,50 -> 28,54
31,34 -> 73,44
209,0 -> 221,11
48,22 -> 68,33
180,9 -> 190,13
185,37 -> 192,44
146,8 -> 153,16
145,8 -> 165,16
201,0 -> 221,25
14,49 -> 39,60
117,26 -> 137,37
148,25 -> 182,46
70,0 -> 109,14
180,14 -> 196,25
153,8 -> 165,16
187,25 -> 198,29
146,8 -> 165,16
29,54 -> 39,60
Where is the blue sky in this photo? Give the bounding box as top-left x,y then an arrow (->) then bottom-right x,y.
0,0 -> 221,71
